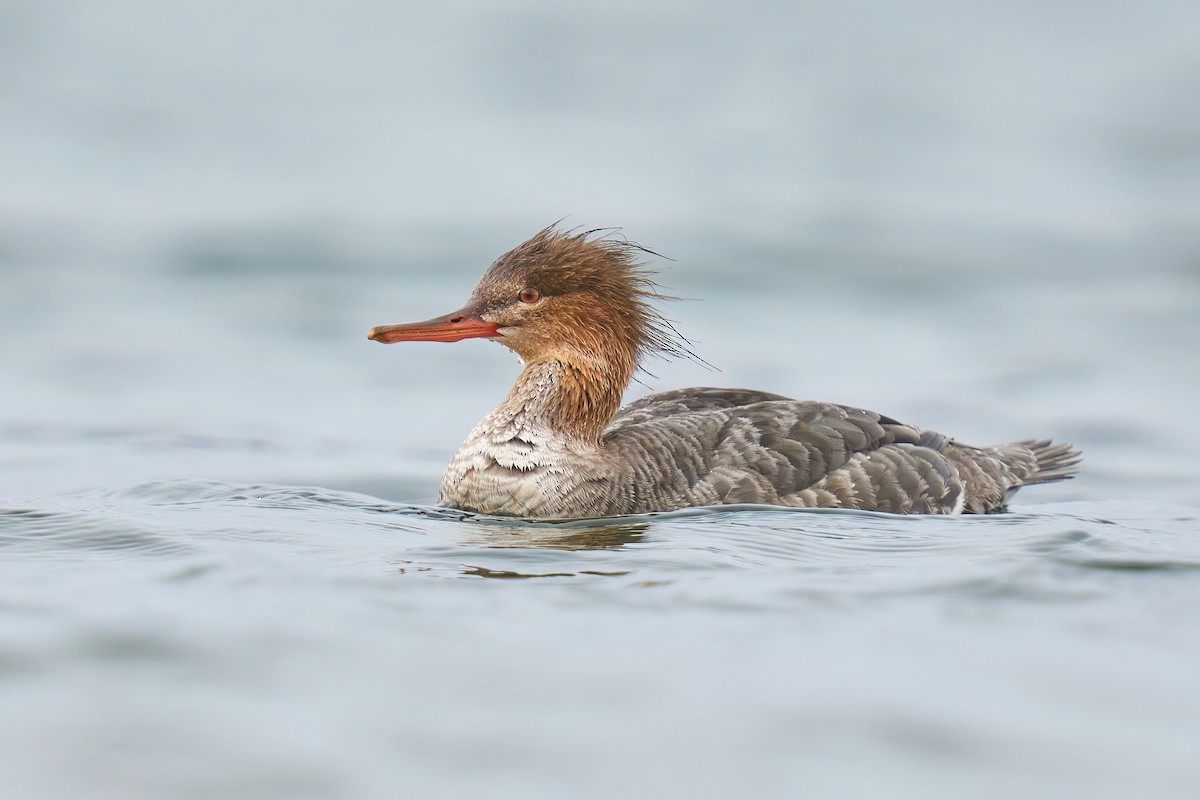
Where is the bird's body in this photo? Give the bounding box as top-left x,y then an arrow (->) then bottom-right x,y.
369,226 -> 1080,520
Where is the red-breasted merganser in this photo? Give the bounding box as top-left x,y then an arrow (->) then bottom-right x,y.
368,226 -> 1081,519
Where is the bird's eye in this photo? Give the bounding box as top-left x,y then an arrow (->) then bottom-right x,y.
518,287 -> 541,304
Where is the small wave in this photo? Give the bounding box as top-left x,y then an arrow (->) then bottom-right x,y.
1055,557 -> 1200,572
99,478 -> 434,515
382,500 -> 1200,597
9,481 -> 1200,603
0,508 -> 196,558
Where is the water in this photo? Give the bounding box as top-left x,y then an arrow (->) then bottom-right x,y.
3,2 -> 1200,798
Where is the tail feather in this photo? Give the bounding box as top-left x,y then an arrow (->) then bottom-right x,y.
1016,438 -> 1083,485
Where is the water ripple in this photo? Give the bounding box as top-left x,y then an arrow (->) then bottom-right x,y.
0,508 -> 196,557
6,481 -> 1199,603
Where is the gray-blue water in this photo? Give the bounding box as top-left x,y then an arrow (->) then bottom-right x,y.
3,2 -> 1199,798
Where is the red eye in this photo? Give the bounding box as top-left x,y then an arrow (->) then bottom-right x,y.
518,287 -> 541,304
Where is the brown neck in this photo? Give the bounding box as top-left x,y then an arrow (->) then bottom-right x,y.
499,352 -> 633,444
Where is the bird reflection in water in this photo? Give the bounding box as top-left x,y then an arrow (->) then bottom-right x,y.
462,518 -> 648,551
456,518 -> 647,579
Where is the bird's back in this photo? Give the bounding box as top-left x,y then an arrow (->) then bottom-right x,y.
600,388 -> 1080,515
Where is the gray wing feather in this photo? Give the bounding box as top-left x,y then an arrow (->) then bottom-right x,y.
602,388 -> 1080,515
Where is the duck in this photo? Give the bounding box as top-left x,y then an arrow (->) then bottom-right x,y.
368,225 -> 1081,520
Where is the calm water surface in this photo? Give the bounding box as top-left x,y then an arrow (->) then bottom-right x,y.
3,2 -> 1200,798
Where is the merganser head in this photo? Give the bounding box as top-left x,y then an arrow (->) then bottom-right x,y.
368,225 -> 692,375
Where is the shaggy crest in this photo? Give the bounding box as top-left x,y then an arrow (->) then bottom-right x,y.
477,224 -> 700,370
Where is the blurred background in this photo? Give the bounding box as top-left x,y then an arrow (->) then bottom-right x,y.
2,2 -> 1200,799
1,0 -> 1197,508
2,0 -> 1198,504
